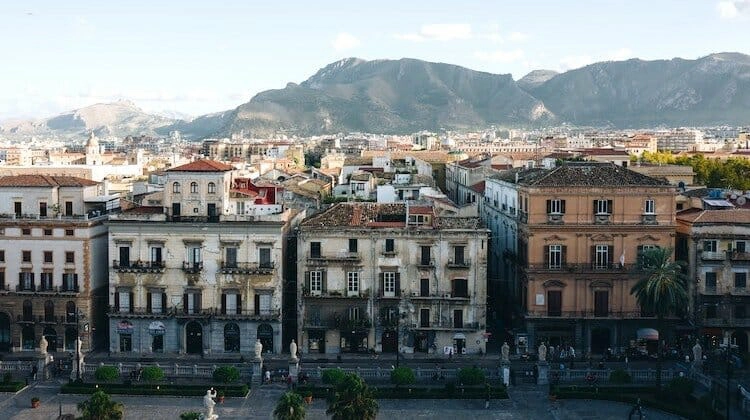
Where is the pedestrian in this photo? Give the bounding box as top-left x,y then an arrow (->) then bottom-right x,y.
449,348 -> 453,361
286,374 -> 293,389
31,365 -> 38,381
264,369 -> 271,384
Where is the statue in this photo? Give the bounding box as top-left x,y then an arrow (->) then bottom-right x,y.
501,342 -> 510,362
692,341 -> 703,363
289,339 -> 298,362
39,335 -> 48,355
254,339 -> 263,359
70,338 -> 85,381
538,342 -> 547,362
203,388 -> 218,420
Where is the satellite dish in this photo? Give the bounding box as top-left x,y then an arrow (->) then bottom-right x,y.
738,197 -> 747,206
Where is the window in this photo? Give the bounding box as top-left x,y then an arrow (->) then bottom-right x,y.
310,271 -> 322,295
44,300 -> 55,322
594,245 -> 612,269
644,199 -> 655,214
705,272 -> 717,292
546,199 -> 566,214
547,290 -> 562,316
420,278 -> 429,297
594,199 -> 612,215
65,201 -> 73,216
594,291 -> 609,317
453,246 -> 465,265
452,278 -> 468,298
22,228 -> 31,236
348,238 -> 358,253
40,272 -> 53,291
150,246 -> 163,266
222,292 -> 239,315
65,301 -> 76,323
117,290 -> 132,313
172,182 -> 181,193
453,309 -> 463,328
62,273 -> 78,292
259,248 -> 272,268
190,182 -> 198,193
736,241 -> 748,253
43,229 -> 52,236
384,272 -> 396,297
183,291 -> 201,314
348,307 -> 360,321
118,246 -> 130,267
39,202 -> 47,217
188,246 -> 202,266
14,201 -> 21,217
310,242 -> 321,258
257,294 -> 271,315
65,252 -> 74,264
420,308 -> 430,328
22,251 -> 31,263
44,251 -> 53,263
208,182 -> 216,194
735,305 -> 747,319
703,240 -> 718,253
22,299 -> 33,321
347,272 -> 359,295
65,229 -> 74,236
547,245 -> 565,269
385,239 -> 395,253
420,246 -> 431,265
0,250 -> 4,262
148,291 -> 165,314
19,272 -> 35,291
735,272 -> 747,290
225,247 -> 238,268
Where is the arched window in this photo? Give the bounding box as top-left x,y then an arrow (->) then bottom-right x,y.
190,182 -> 198,193
208,182 -> 216,194
224,322 -> 240,352
65,301 -> 76,323
22,300 -> 33,322
172,182 -> 181,193
44,300 -> 54,322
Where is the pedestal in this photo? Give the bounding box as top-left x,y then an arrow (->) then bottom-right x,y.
536,361 -> 549,386
251,358 -> 263,386
500,361 -> 511,387
288,360 -> 299,382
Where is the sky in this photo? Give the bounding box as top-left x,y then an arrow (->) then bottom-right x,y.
1,0 -> 749,120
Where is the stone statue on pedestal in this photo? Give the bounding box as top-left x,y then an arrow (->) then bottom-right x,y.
204,388 -> 218,420
254,339 -> 263,360
289,339 -> 298,362
692,341 -> 702,362
538,343 -> 547,362
70,338 -> 85,381
39,336 -> 48,355
501,342 -> 510,362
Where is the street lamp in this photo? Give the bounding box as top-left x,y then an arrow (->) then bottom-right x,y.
67,309 -> 87,381
720,340 -> 739,420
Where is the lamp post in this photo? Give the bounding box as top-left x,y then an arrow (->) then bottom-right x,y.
68,309 -> 86,381
721,340 -> 738,420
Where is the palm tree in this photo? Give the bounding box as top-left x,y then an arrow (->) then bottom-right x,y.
273,392 -> 306,420
326,372 -> 378,420
630,247 -> 688,390
77,390 -> 124,420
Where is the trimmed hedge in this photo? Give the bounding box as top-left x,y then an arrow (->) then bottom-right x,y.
142,366 -> 165,382
457,367 -> 486,386
0,381 -> 25,392
295,384 -> 508,400
390,367 -> 416,386
212,366 -> 240,384
94,366 -> 120,382
321,368 -> 346,386
608,369 -> 631,384
61,382 -> 249,397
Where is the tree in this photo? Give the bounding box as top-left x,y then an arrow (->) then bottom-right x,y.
390,367 -> 415,386
77,390 -> 124,420
273,392 -> 306,420
630,247 -> 688,390
326,373 -> 378,420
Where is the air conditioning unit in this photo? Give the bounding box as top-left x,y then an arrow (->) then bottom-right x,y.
444,293 -> 452,298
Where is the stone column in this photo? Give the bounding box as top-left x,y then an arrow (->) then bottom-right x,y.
536,361 -> 549,386
251,356 -> 263,386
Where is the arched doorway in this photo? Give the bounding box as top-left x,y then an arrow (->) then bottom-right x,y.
21,326 -> 35,350
591,327 -> 611,354
65,327 -> 77,351
0,313 -> 11,352
382,329 -> 397,353
44,301 -> 55,322
224,323 -> 240,352
732,331 -> 749,353
257,323 -> 273,353
22,300 -> 33,322
65,301 -> 76,323
185,321 -> 203,354
43,327 -> 58,352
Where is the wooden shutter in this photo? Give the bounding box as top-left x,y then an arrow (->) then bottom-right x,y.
561,200 -> 566,213
593,200 -> 598,214
321,271 -> 327,293
304,271 -> 310,294
561,245 -> 567,266
607,246 -> 614,266
74,274 -> 79,290
379,273 -> 384,296
114,292 -> 120,311
31,273 -> 35,290
161,293 -> 167,312
546,200 -> 551,213
543,245 -> 549,265
606,200 -> 613,214
195,293 -> 201,312
590,246 -> 596,266
637,245 -> 644,267
221,294 -> 227,314
395,273 -> 401,297
183,293 -> 188,314
146,292 -> 152,313
236,294 -> 242,314
254,294 -> 260,316
129,292 -> 134,313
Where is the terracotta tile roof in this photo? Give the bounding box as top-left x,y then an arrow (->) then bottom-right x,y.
496,162 -> 670,187
124,206 -> 163,214
579,148 -> 630,156
470,181 -> 486,194
677,208 -> 750,224
0,175 -> 98,187
409,205 -> 434,215
167,159 -> 234,172
300,202 -> 483,230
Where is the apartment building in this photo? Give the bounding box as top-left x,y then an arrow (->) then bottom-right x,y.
677,208 -> 750,353
505,162 -> 676,354
107,160 -> 300,356
0,175 -> 109,354
297,202 -> 488,355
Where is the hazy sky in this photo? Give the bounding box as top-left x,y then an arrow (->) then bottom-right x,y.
1,0 -> 749,119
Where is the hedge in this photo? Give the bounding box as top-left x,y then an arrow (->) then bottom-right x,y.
390,367 -> 416,386
212,366 -> 240,384
142,366 -> 165,382
61,383 -> 249,397
0,382 -> 25,392
457,367 -> 486,386
295,384 -> 508,400
94,366 -> 120,382
321,368 -> 346,386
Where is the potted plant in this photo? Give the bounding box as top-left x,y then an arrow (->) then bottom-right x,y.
31,396 -> 40,408
303,391 -> 313,404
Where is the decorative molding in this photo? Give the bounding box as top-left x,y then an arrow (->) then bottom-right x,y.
589,280 -> 613,288
636,234 -> 660,242
542,279 -> 566,288
590,233 -> 614,242
542,234 -> 567,242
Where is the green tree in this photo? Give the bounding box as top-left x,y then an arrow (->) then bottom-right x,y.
630,247 -> 687,390
321,368 -> 346,386
273,392 -> 306,420
326,373 -> 378,420
212,366 -> 240,383
390,367 -> 415,386
77,390 -> 124,420
94,366 -> 119,382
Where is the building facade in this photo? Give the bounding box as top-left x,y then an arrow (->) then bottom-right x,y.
0,175 -> 109,355
506,162 -> 677,354
297,202 -> 488,355
107,160 -> 299,357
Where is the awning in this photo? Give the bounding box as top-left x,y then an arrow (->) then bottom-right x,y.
453,333 -> 466,340
637,328 -> 659,340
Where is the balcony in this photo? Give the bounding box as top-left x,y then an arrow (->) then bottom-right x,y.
547,213 -> 564,224
34,285 -> 80,295
446,258 -> 471,269
113,260 -> 166,273
416,259 -> 435,269
306,252 -> 361,264
730,251 -> 750,262
220,261 -> 275,275
641,214 -> 658,225
414,321 -> 482,331
525,310 -> 657,319
16,284 -> 36,293
302,289 -> 369,299
182,261 -> 203,274
108,306 -> 176,318
701,251 -> 726,261
525,263 -> 638,273
406,291 -> 470,301
704,285 -> 718,295
594,214 -> 611,225
213,308 -> 281,321
381,249 -> 397,257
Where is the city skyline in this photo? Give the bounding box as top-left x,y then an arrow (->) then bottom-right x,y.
1,0 -> 749,120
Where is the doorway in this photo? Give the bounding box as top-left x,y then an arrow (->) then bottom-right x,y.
591,327 -> 611,354
43,327 -> 58,352
0,313 -> 10,352
257,323 -> 273,353
186,321 -> 203,354
382,329 -> 397,353
208,203 -> 218,222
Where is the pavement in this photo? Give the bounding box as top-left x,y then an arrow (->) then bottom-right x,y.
0,379 -> 687,420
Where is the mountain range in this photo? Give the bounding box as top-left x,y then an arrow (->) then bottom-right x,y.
2,52 -> 749,139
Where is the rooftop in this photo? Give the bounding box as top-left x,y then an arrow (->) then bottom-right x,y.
167,159 -> 234,172
677,208 -> 750,225
0,175 -> 98,187
300,202 -> 483,230
494,162 -> 671,188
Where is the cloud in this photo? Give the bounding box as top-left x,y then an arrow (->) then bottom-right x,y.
332,32 -> 361,52
395,23 -> 472,42
507,32 -> 528,42
474,49 -> 525,63
717,0 -> 750,18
